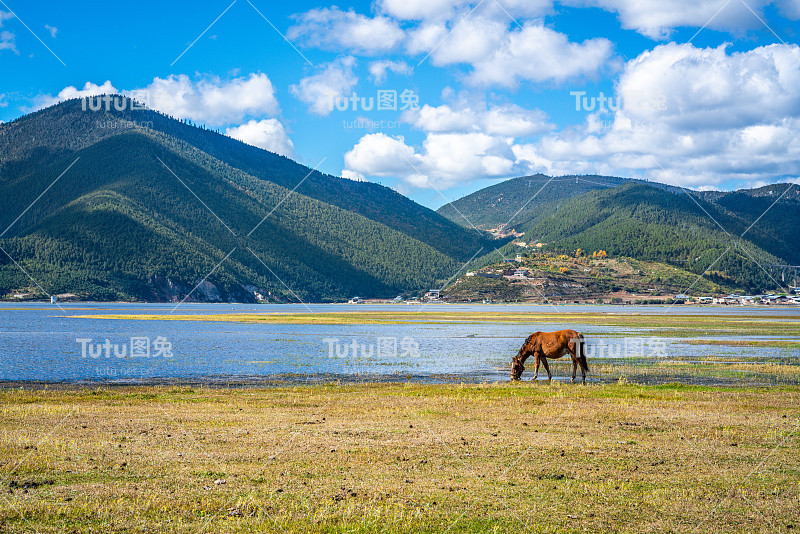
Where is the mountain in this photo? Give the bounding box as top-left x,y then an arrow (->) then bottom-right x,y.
446,178 -> 798,294
0,97 -> 494,302
436,173 -> 680,231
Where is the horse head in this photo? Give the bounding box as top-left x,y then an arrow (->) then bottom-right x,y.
511,338 -> 532,380
510,355 -> 525,380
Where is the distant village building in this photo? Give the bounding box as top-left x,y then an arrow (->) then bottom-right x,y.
425,289 -> 441,301
50,295 -> 58,304
348,297 -> 363,304
515,254 -> 522,262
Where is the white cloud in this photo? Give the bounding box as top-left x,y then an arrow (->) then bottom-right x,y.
344,94 -> 553,189
33,80 -> 119,109
378,0 -> 468,20
531,43 -> 800,187
287,7 -> 404,55
0,11 -> 16,54
341,169 -> 367,181
405,22 -> 449,55
403,15 -> 612,86
224,119 -> 294,157
343,131 -> 520,189
0,30 -> 16,53
368,60 -> 413,84
32,75 -> 294,156
343,132 -> 418,176
777,0 -> 800,19
378,0 -> 550,21
562,0 -> 795,39
285,2 -> 601,86
463,22 -> 613,86
290,57 -> 358,115
349,42 -> 800,191
33,75 -> 281,127
142,73 -> 279,126
45,24 -> 57,38
425,15 -> 509,66
404,102 -> 552,136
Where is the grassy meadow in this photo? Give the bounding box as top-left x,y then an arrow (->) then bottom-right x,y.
1,382 -> 798,533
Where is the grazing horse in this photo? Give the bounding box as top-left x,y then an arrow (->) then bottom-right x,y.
511,330 -> 589,383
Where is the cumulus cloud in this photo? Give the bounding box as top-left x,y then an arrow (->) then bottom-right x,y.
32,74 -> 294,158
378,0 -> 551,21
404,14 -> 611,86
0,30 -> 16,54
34,80 -> 119,109
0,11 -> 16,54
530,43 -> 800,187
356,12 -> 611,86
343,131 -> 522,189
287,7 -> 404,55
562,0 -> 796,39
345,42 -> 800,190
404,102 -> 552,136
224,119 -> 294,157
368,60 -> 413,84
286,3 -> 606,86
142,73 -> 279,126
461,21 -> 613,86
290,57 -> 358,115
344,94 -> 553,189
776,0 -> 800,19
44,24 -> 57,38
33,75 -> 281,127
378,0 -> 470,21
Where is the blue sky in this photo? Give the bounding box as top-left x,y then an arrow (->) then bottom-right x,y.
1,0 -> 799,208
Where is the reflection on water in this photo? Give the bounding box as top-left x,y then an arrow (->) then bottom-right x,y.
0,303 -> 798,386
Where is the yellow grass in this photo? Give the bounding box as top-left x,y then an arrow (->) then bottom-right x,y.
1,383 -> 799,533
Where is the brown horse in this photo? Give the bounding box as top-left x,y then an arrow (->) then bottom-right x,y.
511,330 -> 589,383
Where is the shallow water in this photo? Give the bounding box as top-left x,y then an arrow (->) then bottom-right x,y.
0,302 -> 798,386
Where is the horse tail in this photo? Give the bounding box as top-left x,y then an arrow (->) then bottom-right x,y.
578,334 -> 589,373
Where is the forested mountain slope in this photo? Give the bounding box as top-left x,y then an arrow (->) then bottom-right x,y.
0,98 -> 486,302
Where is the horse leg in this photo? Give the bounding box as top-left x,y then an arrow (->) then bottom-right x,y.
571,357 -> 577,383
541,357 -> 552,381
533,352 -> 540,380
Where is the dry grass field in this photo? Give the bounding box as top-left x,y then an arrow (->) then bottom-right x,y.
1,382 -> 799,533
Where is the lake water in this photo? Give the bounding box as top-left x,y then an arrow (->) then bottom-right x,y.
1,303 -> 798,386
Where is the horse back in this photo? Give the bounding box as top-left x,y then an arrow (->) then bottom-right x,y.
538,329 -> 581,357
